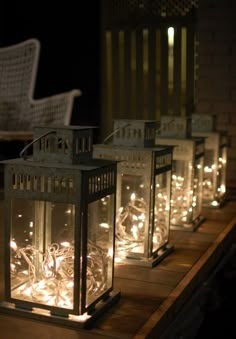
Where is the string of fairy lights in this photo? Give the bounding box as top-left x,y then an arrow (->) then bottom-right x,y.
10,239 -> 109,309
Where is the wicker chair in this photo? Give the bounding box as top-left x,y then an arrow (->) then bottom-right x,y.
0,38 -> 82,141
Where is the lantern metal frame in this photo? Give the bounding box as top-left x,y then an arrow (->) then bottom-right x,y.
0,126 -> 120,328
192,114 -> 228,208
156,116 -> 205,231
93,119 -> 174,267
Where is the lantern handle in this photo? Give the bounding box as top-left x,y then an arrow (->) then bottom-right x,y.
103,123 -> 131,144
19,130 -> 56,159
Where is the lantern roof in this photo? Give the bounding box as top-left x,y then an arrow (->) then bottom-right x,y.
23,125 -> 98,165
110,119 -> 157,148
191,114 -> 217,133
2,156 -> 116,171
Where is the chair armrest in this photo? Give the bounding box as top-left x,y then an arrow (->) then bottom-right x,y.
30,89 -> 82,126
0,131 -> 33,141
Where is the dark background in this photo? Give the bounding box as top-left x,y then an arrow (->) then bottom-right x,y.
1,2 -> 101,130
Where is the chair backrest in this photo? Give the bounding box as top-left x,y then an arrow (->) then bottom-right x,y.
0,39 -> 40,130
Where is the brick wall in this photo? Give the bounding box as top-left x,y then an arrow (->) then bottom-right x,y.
196,0 -> 236,187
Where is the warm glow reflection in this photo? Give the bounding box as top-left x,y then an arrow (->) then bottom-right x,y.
69,312 -> 91,322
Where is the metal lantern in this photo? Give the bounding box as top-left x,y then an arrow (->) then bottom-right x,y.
156,116 -> 205,231
192,114 -> 228,207
93,120 -> 174,267
0,126 -> 120,328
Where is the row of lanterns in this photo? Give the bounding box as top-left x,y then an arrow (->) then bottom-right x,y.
0,115 -> 227,327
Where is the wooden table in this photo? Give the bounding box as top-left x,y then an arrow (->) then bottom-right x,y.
0,200 -> 236,339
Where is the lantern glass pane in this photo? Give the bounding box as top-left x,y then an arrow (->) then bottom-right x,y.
86,193 -> 115,307
171,160 -> 193,226
116,174 -> 149,258
203,149 -> 215,204
193,157 -> 203,220
10,199 -> 75,311
217,146 -> 227,199
153,171 -> 171,253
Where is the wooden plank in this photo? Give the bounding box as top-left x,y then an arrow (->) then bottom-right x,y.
198,219 -> 227,234
0,313 -> 108,339
115,264 -> 185,287
114,277 -> 173,299
96,295 -> 162,338
202,203 -> 236,221
156,248 -> 204,273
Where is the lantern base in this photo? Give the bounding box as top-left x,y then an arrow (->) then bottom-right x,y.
0,291 -> 121,329
170,214 -> 205,232
116,243 -> 174,267
202,196 -> 227,209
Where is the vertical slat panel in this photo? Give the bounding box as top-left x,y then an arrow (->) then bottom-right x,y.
186,25 -> 195,117
100,5 -> 111,140
112,30 -> 120,119
124,30 -> 132,117
118,31 -> 125,118
100,1 -> 198,135
143,29 -> 148,119
160,28 -> 169,116
136,29 -> 144,119
102,31 -> 113,139
173,25 -> 182,116
130,30 -> 137,118
156,29 -> 161,123
181,27 -> 187,117
148,27 -> 156,120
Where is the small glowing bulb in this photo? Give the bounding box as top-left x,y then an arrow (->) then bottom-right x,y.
131,225 -> 138,240
108,248 -> 113,257
138,222 -> 144,228
118,206 -> 124,213
61,241 -> 70,247
131,193 -> 136,201
10,240 -> 17,250
99,222 -> 109,229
